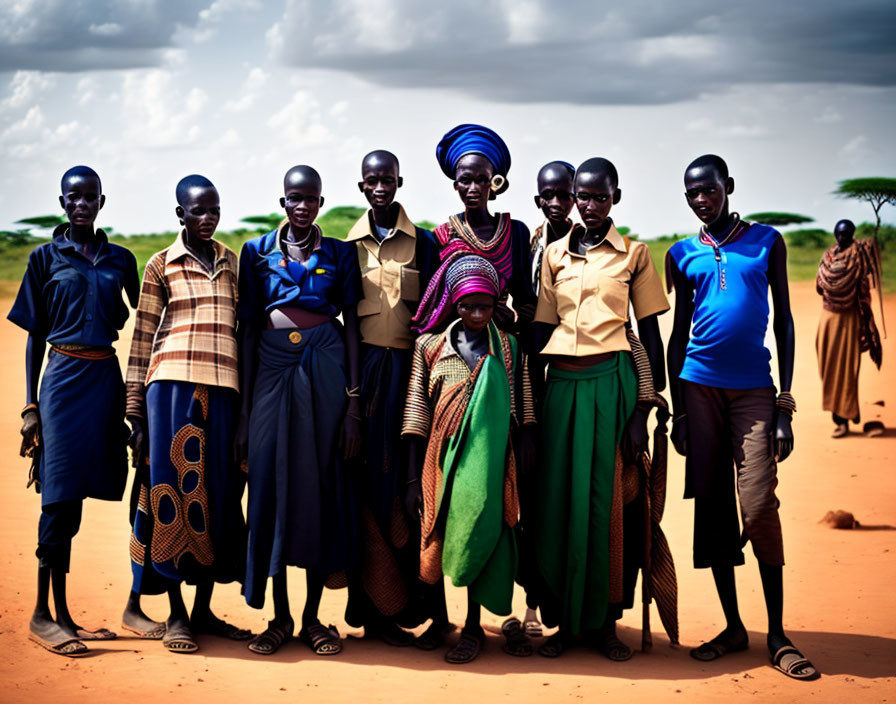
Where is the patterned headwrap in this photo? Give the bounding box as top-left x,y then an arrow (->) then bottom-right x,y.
436,124 -> 511,179
412,254 -> 500,333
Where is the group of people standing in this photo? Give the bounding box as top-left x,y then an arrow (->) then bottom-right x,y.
12,123 -> 823,681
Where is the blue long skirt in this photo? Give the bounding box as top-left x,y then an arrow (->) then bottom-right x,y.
37,348 -> 128,506
244,324 -> 356,609
130,381 -> 245,594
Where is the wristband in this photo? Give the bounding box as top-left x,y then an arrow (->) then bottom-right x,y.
21,403 -> 38,418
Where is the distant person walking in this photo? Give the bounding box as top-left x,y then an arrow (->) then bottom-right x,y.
816,219 -> 883,437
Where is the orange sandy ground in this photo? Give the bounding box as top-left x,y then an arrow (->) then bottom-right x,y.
0,281 -> 893,704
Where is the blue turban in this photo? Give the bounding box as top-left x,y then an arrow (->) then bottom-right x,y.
436,124 -> 511,179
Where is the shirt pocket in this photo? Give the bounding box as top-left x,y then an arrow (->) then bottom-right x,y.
596,275 -> 630,321
400,266 -> 420,303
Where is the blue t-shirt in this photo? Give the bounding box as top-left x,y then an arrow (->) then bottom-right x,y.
8,226 -> 139,346
668,222 -> 780,389
238,227 -> 362,321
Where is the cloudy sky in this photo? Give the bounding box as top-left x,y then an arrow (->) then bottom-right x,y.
1,0 -> 894,237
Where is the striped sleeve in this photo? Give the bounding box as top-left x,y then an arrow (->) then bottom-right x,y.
402,335 -> 433,438
125,252 -> 167,418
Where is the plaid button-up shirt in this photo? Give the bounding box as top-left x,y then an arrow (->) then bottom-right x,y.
125,232 -> 238,419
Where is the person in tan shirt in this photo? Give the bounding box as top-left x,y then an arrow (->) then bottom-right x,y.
532,158 -> 669,660
343,150 -> 440,646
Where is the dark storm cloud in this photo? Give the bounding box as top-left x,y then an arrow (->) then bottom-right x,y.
0,0 -> 208,71
273,0 -> 896,104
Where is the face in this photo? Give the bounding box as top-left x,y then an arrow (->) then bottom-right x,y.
454,154 -> 494,209
574,172 -> 618,230
534,168 -> 575,224
456,293 -> 495,332
684,165 -> 732,227
178,187 -> 220,241
59,174 -> 104,227
834,219 -> 855,249
359,160 -> 401,210
281,181 -> 322,231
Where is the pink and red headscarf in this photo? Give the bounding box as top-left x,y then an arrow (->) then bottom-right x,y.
412,255 -> 500,333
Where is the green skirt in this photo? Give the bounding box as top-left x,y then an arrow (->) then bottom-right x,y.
534,353 -> 636,635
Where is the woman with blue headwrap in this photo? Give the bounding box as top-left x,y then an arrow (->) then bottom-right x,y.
413,124 -> 536,335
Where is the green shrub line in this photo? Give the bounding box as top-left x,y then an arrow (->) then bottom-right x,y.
0,212 -> 893,295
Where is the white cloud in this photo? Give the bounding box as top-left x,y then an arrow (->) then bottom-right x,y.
224,67 -> 270,112
266,91 -> 332,149
0,71 -> 56,111
120,69 -> 208,147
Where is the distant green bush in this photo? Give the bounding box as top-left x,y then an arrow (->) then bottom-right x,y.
856,222 -> 896,250
785,228 -> 830,248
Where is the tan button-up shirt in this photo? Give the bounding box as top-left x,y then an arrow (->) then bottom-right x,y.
346,204 -> 423,349
534,224 -> 669,358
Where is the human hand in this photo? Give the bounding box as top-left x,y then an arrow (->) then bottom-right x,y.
127,418 -> 147,470
625,406 -> 650,457
775,412 -> 794,463
20,409 -> 40,457
404,479 -> 422,522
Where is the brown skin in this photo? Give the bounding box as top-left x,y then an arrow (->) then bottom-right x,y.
26,169 -> 139,653
834,218 -> 855,251
534,163 -> 576,241
358,150 -> 402,230
667,158 -> 805,673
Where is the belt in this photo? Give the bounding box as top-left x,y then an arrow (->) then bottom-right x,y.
51,344 -> 115,360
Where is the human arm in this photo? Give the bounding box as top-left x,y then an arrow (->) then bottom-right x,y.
124,254 -> 167,468
511,221 -> 537,325
665,251 -> 694,456
625,315 -> 664,456
768,236 -> 795,462
20,333 -> 45,456
402,338 -> 432,519
235,244 -> 260,465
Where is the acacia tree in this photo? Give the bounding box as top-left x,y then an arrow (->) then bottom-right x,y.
745,212 -> 814,227
834,178 -> 896,240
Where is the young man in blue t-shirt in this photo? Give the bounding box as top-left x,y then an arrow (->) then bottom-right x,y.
666,154 -> 818,681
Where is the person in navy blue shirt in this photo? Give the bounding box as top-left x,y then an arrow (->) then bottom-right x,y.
237,165 -> 362,657
666,155 -> 817,681
8,166 -> 139,657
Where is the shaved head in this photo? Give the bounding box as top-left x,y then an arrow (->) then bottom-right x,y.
61,165 -> 101,193
575,157 -> 618,189
175,174 -> 216,206
284,164 -> 322,193
538,160 -> 575,184
685,154 -> 729,182
362,149 -> 399,175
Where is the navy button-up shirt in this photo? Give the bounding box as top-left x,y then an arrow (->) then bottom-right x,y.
8,225 -> 140,346
238,224 -> 362,322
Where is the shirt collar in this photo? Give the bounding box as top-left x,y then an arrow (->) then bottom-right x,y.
52,223 -> 109,251
167,229 -> 229,268
277,219 -> 323,254
345,203 -> 417,243
562,221 -> 626,257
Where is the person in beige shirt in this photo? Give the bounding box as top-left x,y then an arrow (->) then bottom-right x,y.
532,158 -> 669,660
343,150 -> 441,647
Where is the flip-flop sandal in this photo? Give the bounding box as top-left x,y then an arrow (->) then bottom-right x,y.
523,619 -> 543,638
832,424 -> 849,438
537,632 -> 569,659
690,635 -> 748,662
771,645 -> 820,681
163,622 -> 199,654
501,617 -> 533,657
75,627 -> 117,641
247,618 -> 293,655
29,632 -> 89,657
191,614 -> 253,641
121,621 -> 166,639
299,623 -> 343,656
414,621 -> 453,651
595,633 -> 634,662
445,627 -> 484,665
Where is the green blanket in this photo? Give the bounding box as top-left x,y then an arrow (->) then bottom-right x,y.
439,324 -> 517,616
